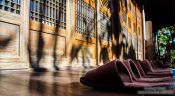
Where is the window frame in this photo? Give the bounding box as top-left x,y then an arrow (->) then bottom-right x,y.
29,0 -> 67,29
75,0 -> 96,38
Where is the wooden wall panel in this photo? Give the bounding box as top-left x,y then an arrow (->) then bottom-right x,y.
29,30 -> 66,69
0,22 -> 20,58
71,39 -> 96,67
0,0 -> 29,69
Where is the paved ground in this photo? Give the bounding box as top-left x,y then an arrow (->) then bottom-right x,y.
0,69 -> 174,96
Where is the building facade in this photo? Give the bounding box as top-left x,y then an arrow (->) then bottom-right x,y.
0,0 -> 144,70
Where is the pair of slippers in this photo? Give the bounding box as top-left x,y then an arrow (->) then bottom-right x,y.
141,60 -> 172,76
80,60 -> 173,90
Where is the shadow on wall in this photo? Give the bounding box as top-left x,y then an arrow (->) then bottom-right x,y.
28,0 -> 62,72
128,44 -> 136,60
122,34 -> 128,60
99,12 -> 112,64
70,0 -> 137,66
28,0 -> 95,70
52,1 -> 64,71
100,46 -> 110,64
0,34 -> 12,49
110,0 -> 122,58
28,0 -> 137,71
28,0 -> 46,72
70,16 -> 93,68
0,33 -> 13,73
70,44 -> 82,65
110,0 -> 136,60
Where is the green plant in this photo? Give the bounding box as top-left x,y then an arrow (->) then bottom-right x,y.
157,25 -> 175,67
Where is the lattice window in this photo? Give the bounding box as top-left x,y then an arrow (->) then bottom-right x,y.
100,0 -> 109,7
122,25 -> 128,37
0,0 -> 21,14
100,12 -> 111,41
30,0 -> 66,29
76,0 -> 95,38
131,4 -> 136,18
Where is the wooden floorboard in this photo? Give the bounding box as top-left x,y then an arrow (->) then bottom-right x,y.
0,70 -> 174,96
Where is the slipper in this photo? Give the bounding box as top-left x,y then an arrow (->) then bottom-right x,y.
144,60 -> 171,72
146,60 -> 171,72
80,60 -> 171,89
124,59 -> 172,83
141,60 -> 171,76
155,60 -> 171,68
154,61 -> 171,69
135,60 -> 172,78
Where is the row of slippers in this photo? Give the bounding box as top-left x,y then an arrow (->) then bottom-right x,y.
80,59 -> 173,90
